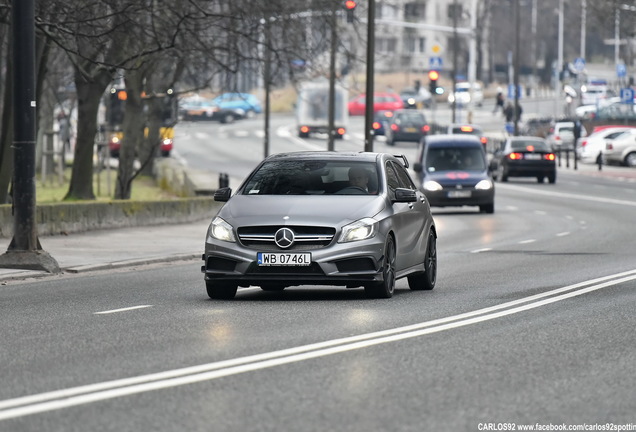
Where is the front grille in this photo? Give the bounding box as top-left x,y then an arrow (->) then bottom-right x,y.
246,262 -> 325,275
237,225 -> 336,251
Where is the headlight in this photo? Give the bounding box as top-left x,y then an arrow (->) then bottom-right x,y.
475,179 -> 493,190
338,218 -> 378,243
207,217 -> 236,242
423,180 -> 443,191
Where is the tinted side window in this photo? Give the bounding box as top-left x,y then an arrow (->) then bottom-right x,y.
385,162 -> 400,191
391,161 -> 416,189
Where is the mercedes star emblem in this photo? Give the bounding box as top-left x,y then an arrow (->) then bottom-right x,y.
274,227 -> 295,249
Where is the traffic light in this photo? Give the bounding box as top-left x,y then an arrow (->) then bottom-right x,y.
428,70 -> 439,94
344,0 -> 356,23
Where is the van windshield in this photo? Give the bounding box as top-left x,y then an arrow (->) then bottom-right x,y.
426,147 -> 486,172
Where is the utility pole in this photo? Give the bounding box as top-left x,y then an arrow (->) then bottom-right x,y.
513,0 -> 520,136
363,0 -> 375,152
0,0 -> 59,273
328,3 -> 337,151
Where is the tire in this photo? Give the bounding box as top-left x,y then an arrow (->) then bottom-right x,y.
205,280 -> 238,299
220,113 -> 235,124
480,203 -> 495,214
624,152 -> 636,167
408,231 -> 436,291
500,166 -> 508,182
365,236 -> 396,298
537,176 -> 545,183
548,173 -> 556,184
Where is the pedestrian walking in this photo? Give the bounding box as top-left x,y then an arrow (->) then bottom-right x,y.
493,88 -> 504,114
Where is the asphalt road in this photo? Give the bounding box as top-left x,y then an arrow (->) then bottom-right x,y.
1,166 -> 635,431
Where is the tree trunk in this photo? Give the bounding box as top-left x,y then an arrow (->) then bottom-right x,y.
64,64 -> 111,201
114,71 -> 144,200
0,46 -> 13,204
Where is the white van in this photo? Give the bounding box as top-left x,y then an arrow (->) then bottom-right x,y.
447,82 -> 484,107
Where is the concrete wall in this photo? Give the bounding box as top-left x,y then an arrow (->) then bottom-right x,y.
0,198 -> 223,238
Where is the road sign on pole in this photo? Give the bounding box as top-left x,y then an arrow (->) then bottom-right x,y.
620,88 -> 635,104
429,56 -> 442,71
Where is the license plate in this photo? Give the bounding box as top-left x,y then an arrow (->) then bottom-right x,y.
257,252 -> 311,266
524,154 -> 542,160
405,127 -> 417,132
447,190 -> 472,198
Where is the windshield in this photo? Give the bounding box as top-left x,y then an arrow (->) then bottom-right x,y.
241,160 -> 379,195
511,140 -> 551,152
426,147 -> 486,172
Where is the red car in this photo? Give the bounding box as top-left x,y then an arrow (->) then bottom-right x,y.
348,92 -> 404,116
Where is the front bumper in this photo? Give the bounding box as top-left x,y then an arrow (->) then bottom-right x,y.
202,234 -> 387,288
425,188 -> 494,208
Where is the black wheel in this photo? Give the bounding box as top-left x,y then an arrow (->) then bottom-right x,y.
479,203 -> 495,214
386,137 -> 395,146
205,280 -> 238,299
500,167 -> 508,182
408,231 -> 436,291
537,176 -> 545,183
298,131 -> 309,138
624,152 -> 636,167
220,113 -> 235,124
548,173 -> 556,184
365,236 -> 396,298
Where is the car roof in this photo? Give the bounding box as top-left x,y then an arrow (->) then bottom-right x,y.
424,134 -> 483,148
262,151 -> 407,165
506,135 -> 546,142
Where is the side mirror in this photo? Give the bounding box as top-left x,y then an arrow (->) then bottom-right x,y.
214,187 -> 232,202
393,188 -> 417,203
413,162 -> 423,173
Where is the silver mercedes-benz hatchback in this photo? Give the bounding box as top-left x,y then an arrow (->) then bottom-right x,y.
201,151 -> 437,299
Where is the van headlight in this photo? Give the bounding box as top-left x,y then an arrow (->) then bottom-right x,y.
339,218 -> 378,243
423,180 -> 443,191
475,179 -> 494,190
207,217 -> 236,242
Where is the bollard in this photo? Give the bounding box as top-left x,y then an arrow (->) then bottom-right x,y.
596,151 -> 603,171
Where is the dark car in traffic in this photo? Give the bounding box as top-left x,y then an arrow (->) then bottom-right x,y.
371,110 -> 394,136
202,151 -> 437,299
490,136 -> 556,183
385,109 -> 430,146
413,135 -> 495,213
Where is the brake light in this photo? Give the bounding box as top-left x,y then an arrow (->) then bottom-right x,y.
606,143 -> 613,150
526,145 -> 535,152
336,127 -> 346,135
423,125 -> 430,133
555,135 -> 561,141
480,136 -> 488,145
300,126 -> 309,133
391,124 -> 399,131
372,121 -> 381,130
508,152 -> 523,160
581,140 -> 587,147
544,153 -> 556,161
460,126 -> 474,132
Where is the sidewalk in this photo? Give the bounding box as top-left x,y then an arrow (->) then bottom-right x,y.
0,219 -> 211,283
1,162 -> 635,284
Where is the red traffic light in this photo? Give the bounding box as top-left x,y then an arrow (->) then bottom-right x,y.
428,70 -> 439,81
345,0 -> 357,10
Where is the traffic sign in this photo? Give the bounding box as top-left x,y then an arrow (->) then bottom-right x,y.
429,56 -> 442,71
617,63 -> 627,78
620,88 -> 635,104
573,57 -> 585,73
507,84 -> 523,99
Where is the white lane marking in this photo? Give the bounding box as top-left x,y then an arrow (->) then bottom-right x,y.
556,232 -> 570,237
534,210 -> 547,215
471,248 -> 492,253
518,239 -> 536,244
2,269 -> 636,420
94,305 -> 153,315
496,183 -> 636,207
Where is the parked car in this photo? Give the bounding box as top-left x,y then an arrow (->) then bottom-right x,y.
348,92 -> 404,116
580,82 -> 613,106
371,110 -> 394,136
385,109 -> 430,146
490,136 -> 556,183
413,135 -> 494,213
203,151 -> 437,299
447,123 -> 488,147
603,128 -> 636,166
577,126 -> 636,164
180,98 -> 217,121
211,92 -> 263,118
447,82 -> 484,107
546,121 -> 587,150
399,87 -> 432,109
108,134 -> 173,158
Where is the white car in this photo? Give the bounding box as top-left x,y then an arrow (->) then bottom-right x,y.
603,129 -> 636,167
580,83 -> 612,106
447,82 -> 484,107
577,126 -> 636,164
575,97 -> 621,119
546,121 -> 587,150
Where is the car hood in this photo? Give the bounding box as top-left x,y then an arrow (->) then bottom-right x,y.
425,170 -> 489,186
218,195 -> 386,227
